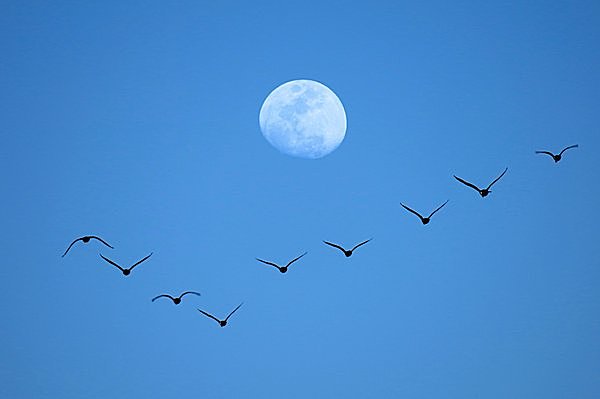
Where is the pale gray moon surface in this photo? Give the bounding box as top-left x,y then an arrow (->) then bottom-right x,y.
259,80 -> 347,159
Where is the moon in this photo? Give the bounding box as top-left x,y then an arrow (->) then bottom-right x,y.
259,80 -> 347,159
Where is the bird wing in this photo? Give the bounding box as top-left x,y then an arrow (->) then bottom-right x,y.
428,200 -> 449,218
225,302 -> 244,321
152,294 -> 175,302
486,167 -> 508,190
89,236 -> 114,249
286,252 -> 308,268
197,308 -> 221,324
179,291 -> 201,299
351,238 -> 372,252
129,252 -> 153,271
256,258 -> 280,269
535,150 -> 555,157
559,144 -> 579,155
453,175 -> 481,192
61,238 -> 82,257
400,203 -> 424,220
323,241 -> 346,253
99,254 -> 124,272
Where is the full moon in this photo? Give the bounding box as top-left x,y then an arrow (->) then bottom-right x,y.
259,80 -> 347,159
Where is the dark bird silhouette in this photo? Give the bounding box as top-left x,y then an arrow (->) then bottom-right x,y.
197,303 -> 243,327
323,239 -> 372,257
536,144 -> 578,163
99,252 -> 153,276
152,291 -> 201,305
453,168 -> 508,197
400,200 -> 449,225
62,235 -> 113,257
256,252 -> 307,273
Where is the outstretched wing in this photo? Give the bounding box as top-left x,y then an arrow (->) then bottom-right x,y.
129,252 -> 153,271
61,238 -> 82,257
323,241 -> 346,253
351,238 -> 372,252
559,144 -> 579,156
152,294 -> 175,302
179,291 -> 201,299
225,302 -> 244,321
256,258 -> 281,269
286,252 -> 308,268
535,150 -> 555,158
197,308 -> 221,324
428,200 -> 449,218
453,175 -> 481,192
400,203 -> 424,220
486,167 -> 508,190
99,253 -> 124,272
89,236 -> 114,249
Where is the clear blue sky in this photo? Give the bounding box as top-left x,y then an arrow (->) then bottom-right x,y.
1,1 -> 599,398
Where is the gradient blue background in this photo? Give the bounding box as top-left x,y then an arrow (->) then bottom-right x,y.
1,1 -> 599,398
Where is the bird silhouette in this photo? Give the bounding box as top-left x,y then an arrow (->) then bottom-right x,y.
535,144 -> 578,163
197,303 -> 243,327
152,291 -> 201,305
453,168 -> 508,197
323,239 -> 372,257
62,235 -> 113,257
256,252 -> 307,273
99,252 -> 153,276
400,200 -> 449,225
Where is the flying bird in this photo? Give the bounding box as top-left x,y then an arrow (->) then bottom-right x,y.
400,200 -> 449,225
453,168 -> 508,197
99,252 -> 153,276
62,235 -> 113,257
197,303 -> 243,327
255,252 -> 307,273
323,239 -> 372,257
152,291 -> 201,305
535,144 -> 578,163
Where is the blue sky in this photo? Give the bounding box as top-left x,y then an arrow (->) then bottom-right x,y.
1,1 -> 599,398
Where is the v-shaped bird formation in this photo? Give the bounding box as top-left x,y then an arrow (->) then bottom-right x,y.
60,143 -> 579,328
